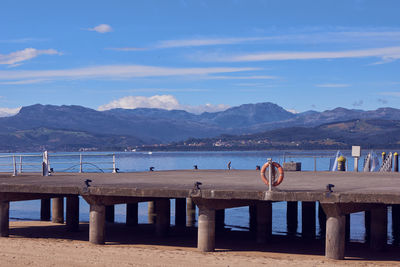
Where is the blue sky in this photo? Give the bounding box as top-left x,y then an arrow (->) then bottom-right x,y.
1,0 -> 400,116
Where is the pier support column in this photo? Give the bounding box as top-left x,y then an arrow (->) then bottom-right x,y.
40,198 -> 51,221
392,205 -> 400,245
186,198 -> 196,227
256,201 -> 272,243
318,202 -> 326,238
175,198 -> 186,228
345,214 -> 351,242
105,205 -> 115,223
148,201 -> 156,224
155,199 -> 170,237
287,201 -> 298,235
52,197 -> 64,224
66,196 -> 79,232
302,202 -> 316,239
126,203 -> 138,227
249,205 -> 257,235
89,204 -> 105,244
198,208 -> 215,252
326,215 -> 346,260
365,210 -> 371,243
215,209 -> 225,233
0,201 -> 9,237
370,206 -> 387,251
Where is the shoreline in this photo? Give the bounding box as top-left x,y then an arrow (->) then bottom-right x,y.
2,221 -> 399,266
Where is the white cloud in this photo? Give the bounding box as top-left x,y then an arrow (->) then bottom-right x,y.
202,46 -> 400,63
0,48 -> 61,66
87,24 -> 113,34
0,65 -> 257,82
208,75 -> 277,80
0,79 -> 48,85
286,109 -> 299,114
0,107 -> 21,117
380,92 -> 400,97
98,95 -> 229,114
315,83 -> 350,88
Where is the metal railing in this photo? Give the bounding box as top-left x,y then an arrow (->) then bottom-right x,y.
0,152 -> 117,175
282,152 -> 338,172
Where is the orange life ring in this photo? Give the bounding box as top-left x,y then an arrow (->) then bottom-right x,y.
260,162 -> 284,187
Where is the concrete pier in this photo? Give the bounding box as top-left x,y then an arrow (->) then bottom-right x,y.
40,198 -> 51,221
89,204 -> 105,244
0,201 -> 9,237
370,206 -> 387,251
155,199 -> 170,237
256,201 -> 272,243
126,203 -> 138,227
148,201 -> 156,224
302,202 -> 316,238
186,198 -> 196,227
1,170 -> 400,262
66,196 -> 79,232
105,205 -> 115,223
52,197 -> 64,224
175,198 -> 186,228
197,208 -> 215,252
287,201 -> 298,235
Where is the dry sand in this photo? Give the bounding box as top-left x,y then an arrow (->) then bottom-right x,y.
0,221 -> 398,267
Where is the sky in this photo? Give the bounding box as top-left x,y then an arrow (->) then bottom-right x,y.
1,0 -> 400,116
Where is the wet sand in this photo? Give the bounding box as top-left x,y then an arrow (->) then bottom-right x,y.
0,221 -> 399,266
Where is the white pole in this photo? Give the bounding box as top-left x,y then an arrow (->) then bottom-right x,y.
112,154 -> 117,173
267,158 -> 272,192
354,157 -> 359,172
19,155 -> 22,173
42,151 -> 49,176
12,155 -> 17,176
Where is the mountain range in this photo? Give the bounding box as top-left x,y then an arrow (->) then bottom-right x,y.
0,102 -> 399,151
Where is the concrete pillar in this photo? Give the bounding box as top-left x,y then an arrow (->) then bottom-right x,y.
287,201 -> 298,235
318,202 -> 326,238
155,199 -> 170,237
370,206 -> 387,251
0,201 -> 9,237
40,198 -> 51,221
175,198 -> 186,228
302,202 -> 316,239
197,208 -> 215,252
52,197 -> 64,224
325,215 -> 346,260
148,201 -> 156,224
215,209 -> 225,233
392,205 -> 400,245
126,203 -> 138,227
105,205 -> 115,223
66,196 -> 79,232
249,205 -> 257,235
186,198 -> 196,227
89,204 -> 105,244
256,201 -> 272,243
365,210 -> 371,243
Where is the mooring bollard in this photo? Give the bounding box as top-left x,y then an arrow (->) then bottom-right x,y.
394,152 -> 399,172
337,156 -> 346,171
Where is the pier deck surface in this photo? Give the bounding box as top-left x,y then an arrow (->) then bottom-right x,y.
0,170 -> 400,204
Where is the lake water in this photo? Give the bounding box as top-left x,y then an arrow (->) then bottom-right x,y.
5,150 -> 396,244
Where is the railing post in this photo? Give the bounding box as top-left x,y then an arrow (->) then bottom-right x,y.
19,155 -> 22,173
112,153 -> 117,173
12,155 -> 17,176
79,154 -> 83,173
314,156 -> 317,172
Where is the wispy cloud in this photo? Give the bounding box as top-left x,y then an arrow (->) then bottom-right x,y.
315,83 -> 350,88
98,95 -> 229,114
380,92 -> 400,97
87,24 -> 113,34
0,79 -> 48,85
0,107 -> 21,117
0,48 -> 62,66
205,46 -> 400,63
207,75 -> 277,80
108,30 -> 400,51
0,38 -> 48,44
377,98 -> 388,105
0,65 -> 258,82
352,100 -> 363,107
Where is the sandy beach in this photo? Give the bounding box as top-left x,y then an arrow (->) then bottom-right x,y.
0,221 -> 397,266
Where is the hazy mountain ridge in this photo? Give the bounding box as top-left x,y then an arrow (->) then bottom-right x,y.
0,103 -> 399,151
